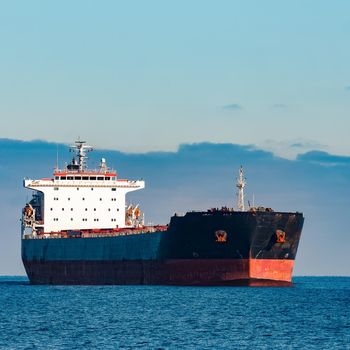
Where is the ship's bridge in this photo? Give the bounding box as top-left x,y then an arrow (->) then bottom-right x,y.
22,141 -> 145,236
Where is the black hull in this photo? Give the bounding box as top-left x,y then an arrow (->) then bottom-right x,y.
22,211 -> 304,285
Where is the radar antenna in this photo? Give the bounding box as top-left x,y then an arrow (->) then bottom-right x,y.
69,140 -> 93,171
236,166 -> 246,211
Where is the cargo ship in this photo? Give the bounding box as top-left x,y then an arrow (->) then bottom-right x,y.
21,141 -> 304,286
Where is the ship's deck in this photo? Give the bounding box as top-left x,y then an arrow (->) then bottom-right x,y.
23,225 -> 168,240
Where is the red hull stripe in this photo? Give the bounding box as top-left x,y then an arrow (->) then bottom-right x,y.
250,259 -> 294,282
24,259 -> 295,286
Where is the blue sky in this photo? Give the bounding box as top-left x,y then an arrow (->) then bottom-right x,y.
0,1 -> 349,157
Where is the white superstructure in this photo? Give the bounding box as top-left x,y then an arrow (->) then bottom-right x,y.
22,141 -> 145,236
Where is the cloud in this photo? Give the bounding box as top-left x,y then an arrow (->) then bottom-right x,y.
222,103 -> 242,111
290,141 -> 325,149
290,143 -> 306,148
271,103 -> 287,109
297,151 -> 350,166
259,139 -> 327,160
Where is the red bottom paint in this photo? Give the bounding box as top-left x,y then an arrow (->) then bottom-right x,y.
24,259 -> 295,286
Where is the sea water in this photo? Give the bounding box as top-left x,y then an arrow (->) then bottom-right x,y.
0,277 -> 349,349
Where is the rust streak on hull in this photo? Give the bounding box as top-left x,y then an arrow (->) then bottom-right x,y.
250,259 -> 294,283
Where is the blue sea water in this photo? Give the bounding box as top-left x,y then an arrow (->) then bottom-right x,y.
0,277 -> 349,350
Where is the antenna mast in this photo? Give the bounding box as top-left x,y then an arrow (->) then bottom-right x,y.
236,166 -> 246,211
70,140 -> 93,171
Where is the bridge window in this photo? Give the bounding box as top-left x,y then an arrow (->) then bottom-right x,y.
111,188 -> 116,191
75,176 -> 81,180
97,177 -> 104,180
61,176 -> 66,180
82,176 -> 88,180
67,176 -> 73,180
105,177 -> 110,180
90,177 -> 96,180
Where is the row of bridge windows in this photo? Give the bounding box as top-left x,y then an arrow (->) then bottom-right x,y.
55,176 -> 116,181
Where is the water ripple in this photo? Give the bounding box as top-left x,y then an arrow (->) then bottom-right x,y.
0,277 -> 349,349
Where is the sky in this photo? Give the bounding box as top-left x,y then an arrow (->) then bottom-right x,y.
0,1 -> 349,157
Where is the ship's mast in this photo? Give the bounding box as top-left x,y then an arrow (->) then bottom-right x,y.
70,140 -> 93,172
236,166 -> 246,211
